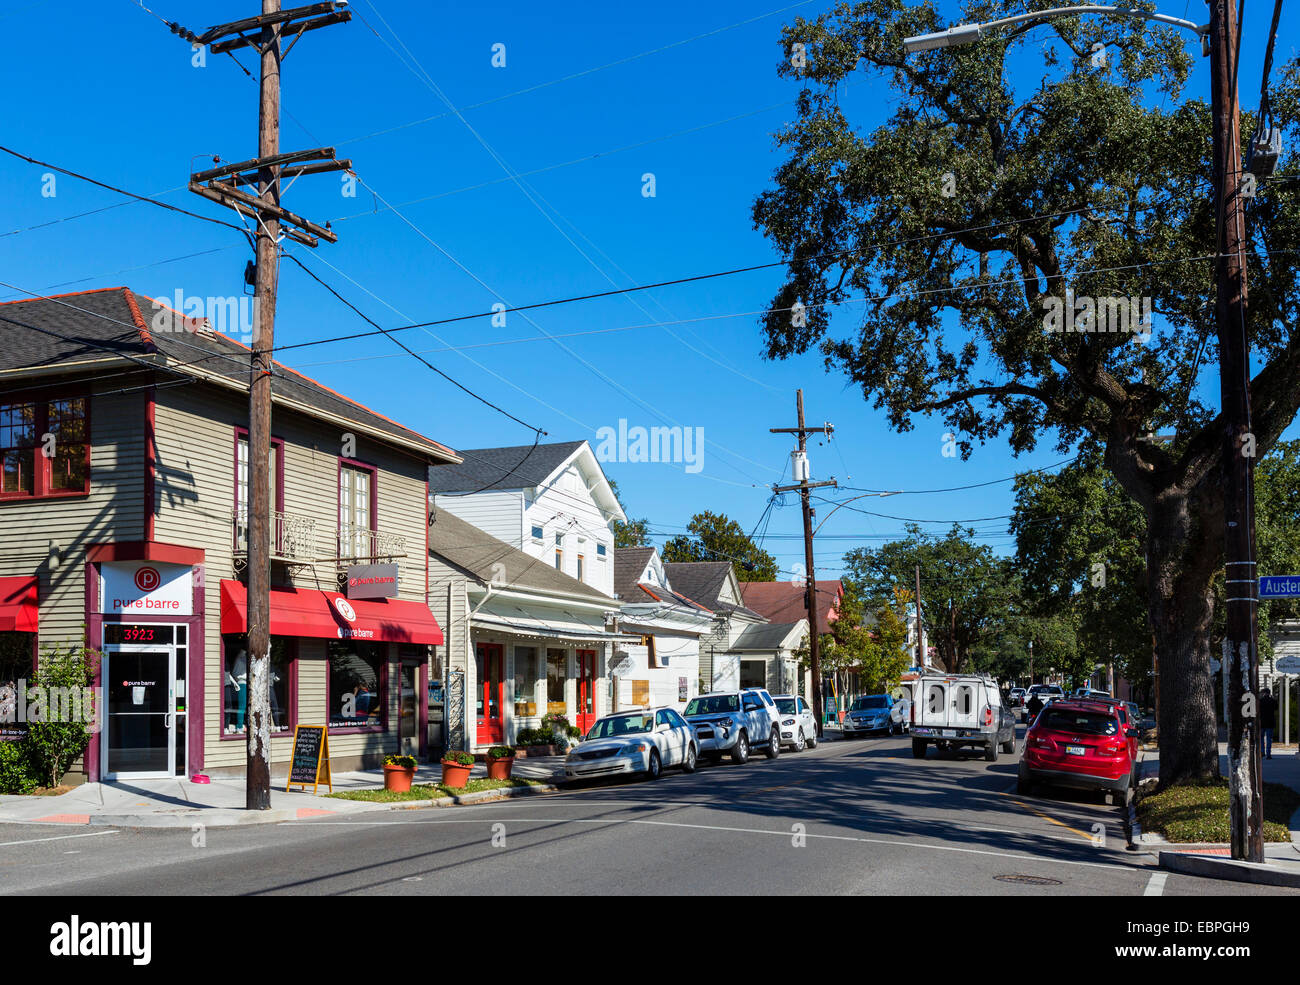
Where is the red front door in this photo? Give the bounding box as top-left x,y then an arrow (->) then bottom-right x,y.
577,649 -> 598,734
476,642 -> 504,745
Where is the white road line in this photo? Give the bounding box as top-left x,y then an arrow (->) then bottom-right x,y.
283,816 -> 1131,871
1144,871 -> 1167,896
0,830 -> 118,848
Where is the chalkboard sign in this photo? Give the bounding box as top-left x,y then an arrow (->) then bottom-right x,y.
286,725 -> 332,794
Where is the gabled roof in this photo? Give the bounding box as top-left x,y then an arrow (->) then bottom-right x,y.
613,546 -> 657,601
741,580 -> 843,624
427,441 -> 586,493
427,506 -> 613,603
0,288 -> 457,462
663,561 -> 765,620
732,621 -> 808,651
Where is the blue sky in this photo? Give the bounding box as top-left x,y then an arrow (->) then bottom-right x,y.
0,0 -> 1285,579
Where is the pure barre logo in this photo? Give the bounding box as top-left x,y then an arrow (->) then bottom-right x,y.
49,915 -> 152,966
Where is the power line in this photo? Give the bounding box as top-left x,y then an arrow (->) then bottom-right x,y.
838,457 -> 1079,495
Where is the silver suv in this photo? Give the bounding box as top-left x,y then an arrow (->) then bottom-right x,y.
683,688 -> 782,765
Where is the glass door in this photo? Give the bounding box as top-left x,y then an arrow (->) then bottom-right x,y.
103,647 -> 176,779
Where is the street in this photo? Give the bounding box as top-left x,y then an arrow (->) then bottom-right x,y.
1,730 -> 1288,896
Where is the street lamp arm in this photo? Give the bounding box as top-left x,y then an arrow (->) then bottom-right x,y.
812,490 -> 900,536
904,5 -> 1208,52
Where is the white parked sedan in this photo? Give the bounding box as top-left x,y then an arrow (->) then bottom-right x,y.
772,694 -> 819,751
563,707 -> 699,781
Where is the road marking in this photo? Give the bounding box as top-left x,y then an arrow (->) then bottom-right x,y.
0,830 -> 118,848
1144,871 -> 1167,896
283,816 -> 1131,871
1010,799 -> 1099,843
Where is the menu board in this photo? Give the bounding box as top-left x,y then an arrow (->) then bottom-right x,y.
286,725 -> 332,794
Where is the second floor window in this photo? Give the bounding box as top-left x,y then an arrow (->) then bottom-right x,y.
1,396 -> 89,498
234,432 -> 282,551
339,462 -> 374,558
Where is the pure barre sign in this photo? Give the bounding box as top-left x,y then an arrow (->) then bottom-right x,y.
99,562 -> 193,616
345,563 -> 398,600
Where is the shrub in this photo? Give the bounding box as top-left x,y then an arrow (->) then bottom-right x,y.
25,643 -> 98,788
384,754 -> 417,769
515,727 -> 555,746
541,712 -> 571,731
0,739 -> 36,794
487,746 -> 514,760
441,751 -> 473,766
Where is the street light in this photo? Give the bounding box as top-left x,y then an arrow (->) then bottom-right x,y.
902,5 -> 1208,54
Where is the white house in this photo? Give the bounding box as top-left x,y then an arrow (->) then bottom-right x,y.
428,441 -> 624,597
612,547 -> 714,711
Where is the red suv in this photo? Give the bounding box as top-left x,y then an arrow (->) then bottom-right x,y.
1017,699 -> 1137,803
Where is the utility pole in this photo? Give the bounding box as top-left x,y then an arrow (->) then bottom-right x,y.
913,564 -> 924,669
772,390 -> 835,737
179,1 -> 352,809
1208,0 -> 1263,863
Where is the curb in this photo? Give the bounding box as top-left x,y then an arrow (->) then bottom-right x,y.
1159,850 -> 1300,888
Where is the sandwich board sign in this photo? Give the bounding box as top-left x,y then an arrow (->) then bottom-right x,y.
286,724 -> 332,794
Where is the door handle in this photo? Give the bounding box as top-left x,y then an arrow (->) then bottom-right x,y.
164,712 -> 173,729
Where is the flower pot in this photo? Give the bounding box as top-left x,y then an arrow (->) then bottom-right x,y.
383,764 -> 415,792
486,756 -> 515,780
441,760 -> 473,788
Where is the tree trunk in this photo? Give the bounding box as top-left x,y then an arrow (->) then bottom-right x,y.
1147,488 -> 1221,786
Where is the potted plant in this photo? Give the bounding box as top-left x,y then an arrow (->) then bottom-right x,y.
486,745 -> 516,780
383,754 -> 417,792
441,750 -> 474,788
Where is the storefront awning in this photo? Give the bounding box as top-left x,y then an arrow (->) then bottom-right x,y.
0,577 -> 38,633
472,600 -> 639,646
219,580 -> 443,645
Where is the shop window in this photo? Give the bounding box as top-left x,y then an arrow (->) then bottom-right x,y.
514,646 -> 538,718
328,640 -> 385,730
0,395 -> 89,499
0,633 -> 34,733
222,636 -> 293,736
546,648 -> 566,715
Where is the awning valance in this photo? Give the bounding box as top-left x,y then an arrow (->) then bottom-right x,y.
220,580 -> 443,645
472,600 -> 638,646
0,577 -> 38,633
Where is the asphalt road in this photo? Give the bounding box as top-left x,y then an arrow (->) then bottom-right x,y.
0,731 -> 1292,896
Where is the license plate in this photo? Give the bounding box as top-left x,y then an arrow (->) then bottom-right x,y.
941,729 -> 956,738
1066,745 -> 1086,756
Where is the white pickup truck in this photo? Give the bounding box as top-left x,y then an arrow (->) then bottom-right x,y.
909,672 -> 1017,761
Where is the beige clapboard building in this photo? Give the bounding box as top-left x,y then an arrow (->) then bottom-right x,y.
0,288 -> 457,781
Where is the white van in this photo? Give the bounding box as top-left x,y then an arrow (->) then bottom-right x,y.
909,672 -> 1017,761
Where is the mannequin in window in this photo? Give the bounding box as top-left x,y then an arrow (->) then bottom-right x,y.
227,649 -> 248,731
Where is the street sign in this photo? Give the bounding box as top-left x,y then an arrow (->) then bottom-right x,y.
1259,575 -> 1300,598
1274,655 -> 1300,675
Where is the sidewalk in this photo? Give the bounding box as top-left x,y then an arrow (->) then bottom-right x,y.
1139,742 -> 1300,887
0,756 -> 565,829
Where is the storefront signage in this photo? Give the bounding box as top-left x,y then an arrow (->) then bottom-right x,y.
99,562 -> 192,616
103,624 -> 175,646
286,724 -> 332,794
679,677 -> 688,702
345,563 -> 398,600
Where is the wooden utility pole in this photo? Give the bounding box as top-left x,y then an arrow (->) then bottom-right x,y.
913,564 -> 924,669
1208,0 -> 1263,862
182,1 -> 352,809
772,390 -> 835,737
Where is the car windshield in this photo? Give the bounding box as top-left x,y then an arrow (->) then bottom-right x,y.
775,698 -> 797,715
1039,709 -> 1119,736
685,695 -> 740,715
852,696 -> 889,710
585,714 -> 653,739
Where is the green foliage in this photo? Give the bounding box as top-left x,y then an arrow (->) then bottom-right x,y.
607,479 -> 651,548
515,727 -> 554,746
1137,779 -> 1300,843
384,754 -> 417,768
801,582 -> 911,695
441,751 -> 473,766
0,740 -> 36,795
487,746 -> 515,760
660,511 -> 778,581
25,643 -> 98,789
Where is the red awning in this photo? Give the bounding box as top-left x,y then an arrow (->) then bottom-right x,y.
219,580 -> 443,645
0,577 -> 38,633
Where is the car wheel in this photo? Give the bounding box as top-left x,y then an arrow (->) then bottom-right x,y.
807,729 -> 819,749
794,729 -> 806,752
911,738 -> 927,759
766,728 -> 781,758
645,748 -> 661,781
985,741 -> 998,762
1001,737 -> 1016,754
731,730 -> 750,764
681,743 -> 697,774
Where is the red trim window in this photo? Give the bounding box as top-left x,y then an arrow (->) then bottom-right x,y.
327,639 -> 387,732
0,394 -> 89,499
338,459 -> 377,560
219,634 -> 296,739
234,428 -> 285,552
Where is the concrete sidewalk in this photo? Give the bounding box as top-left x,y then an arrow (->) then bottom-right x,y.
0,756 -> 565,829
1140,742 -> 1300,888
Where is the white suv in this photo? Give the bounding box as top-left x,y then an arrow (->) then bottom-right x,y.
683,688 -> 782,764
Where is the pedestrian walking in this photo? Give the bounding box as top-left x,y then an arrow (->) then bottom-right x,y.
1260,687 -> 1278,759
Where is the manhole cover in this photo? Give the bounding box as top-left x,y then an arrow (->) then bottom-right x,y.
994,874 -> 1063,886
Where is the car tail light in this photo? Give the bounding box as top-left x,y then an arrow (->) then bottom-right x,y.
1099,740 -> 1125,756
982,706 -> 993,726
